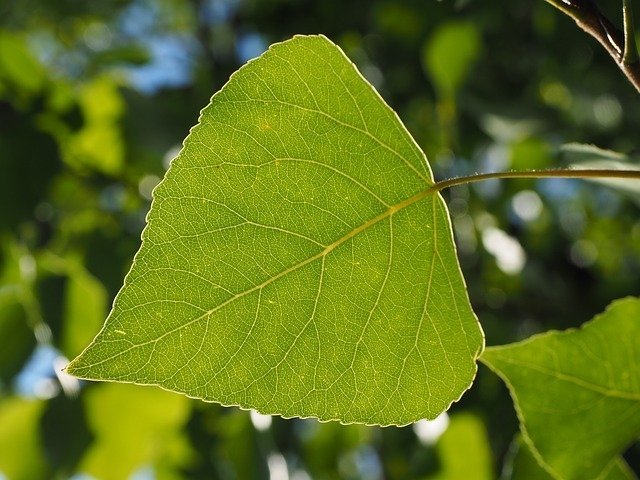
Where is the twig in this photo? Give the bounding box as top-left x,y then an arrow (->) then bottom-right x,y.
544,0 -> 640,93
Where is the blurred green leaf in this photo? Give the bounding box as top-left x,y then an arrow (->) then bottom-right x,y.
423,21 -> 482,98
504,435 -> 636,480
62,76 -> 125,175
67,35 -> 483,426
78,383 -> 192,480
302,421 -> 372,477
481,297 -> 640,480
214,411 -> 269,479
562,143 -> 640,206
510,137 -> 552,170
0,240 -> 37,384
429,413 -> 493,480
38,252 -> 107,359
0,292 -> 34,385
0,110 -> 61,232
0,31 -> 45,99
0,397 -> 47,480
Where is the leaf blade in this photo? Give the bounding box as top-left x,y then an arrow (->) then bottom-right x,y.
67,35 -> 483,426
482,297 -> 640,480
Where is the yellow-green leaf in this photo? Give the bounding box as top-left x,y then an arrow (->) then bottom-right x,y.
67,35 -> 483,426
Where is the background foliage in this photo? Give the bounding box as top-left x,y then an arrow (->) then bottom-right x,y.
1,0 -> 639,478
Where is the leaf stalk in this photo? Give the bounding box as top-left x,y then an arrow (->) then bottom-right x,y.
430,168 -> 640,192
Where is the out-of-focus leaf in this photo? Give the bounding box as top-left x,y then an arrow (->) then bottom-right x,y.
503,434 -> 636,480
481,297 -> 640,480
41,396 -> 92,476
429,413 -> 493,480
510,137 -> 552,170
0,110 -> 61,231
0,292 -> 34,385
374,3 -> 421,39
560,143 -> 640,204
77,383 -> 192,480
0,240 -> 37,384
423,21 -> 482,97
62,76 -> 125,175
61,261 -> 107,359
561,143 -> 629,162
38,253 -> 107,359
0,31 -> 45,98
0,397 -> 47,480
214,411 -> 269,479
66,35 -> 483,426
302,420 -> 372,477
94,44 -> 151,66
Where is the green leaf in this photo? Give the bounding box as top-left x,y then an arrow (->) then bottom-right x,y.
481,297 -> 640,480
78,384 -> 192,480
429,413 -> 493,480
0,397 -> 47,480
38,252 -> 108,359
504,435 -> 636,480
422,21 -> 482,98
67,35 -> 483,426
561,144 -> 640,206
0,31 -> 45,96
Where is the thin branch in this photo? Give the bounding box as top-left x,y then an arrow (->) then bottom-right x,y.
624,0 -> 639,64
544,0 -> 640,93
430,168 -> 640,192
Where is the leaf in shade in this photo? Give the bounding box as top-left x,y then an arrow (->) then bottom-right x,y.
482,298 -> 640,480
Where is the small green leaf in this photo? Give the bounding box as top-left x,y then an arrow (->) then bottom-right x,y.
481,297 -> 640,480
67,35 -> 483,426
423,21 -> 482,98
430,413 -> 493,480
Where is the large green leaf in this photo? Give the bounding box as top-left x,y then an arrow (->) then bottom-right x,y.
67,34 -> 483,425
503,435 -> 636,480
481,297 -> 640,480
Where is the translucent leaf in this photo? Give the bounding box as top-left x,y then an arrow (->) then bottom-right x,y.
481,298 -> 640,480
67,35 -> 483,426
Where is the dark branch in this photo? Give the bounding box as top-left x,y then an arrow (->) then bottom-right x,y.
544,0 -> 640,93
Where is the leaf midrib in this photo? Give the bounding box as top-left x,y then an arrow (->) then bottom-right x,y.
67,187 -> 437,373
485,355 -> 640,401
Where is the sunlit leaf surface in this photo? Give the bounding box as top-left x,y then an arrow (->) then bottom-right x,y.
67,35 -> 483,425
482,298 -> 640,480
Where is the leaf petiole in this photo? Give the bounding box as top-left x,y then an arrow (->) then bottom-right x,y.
430,167 -> 640,192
